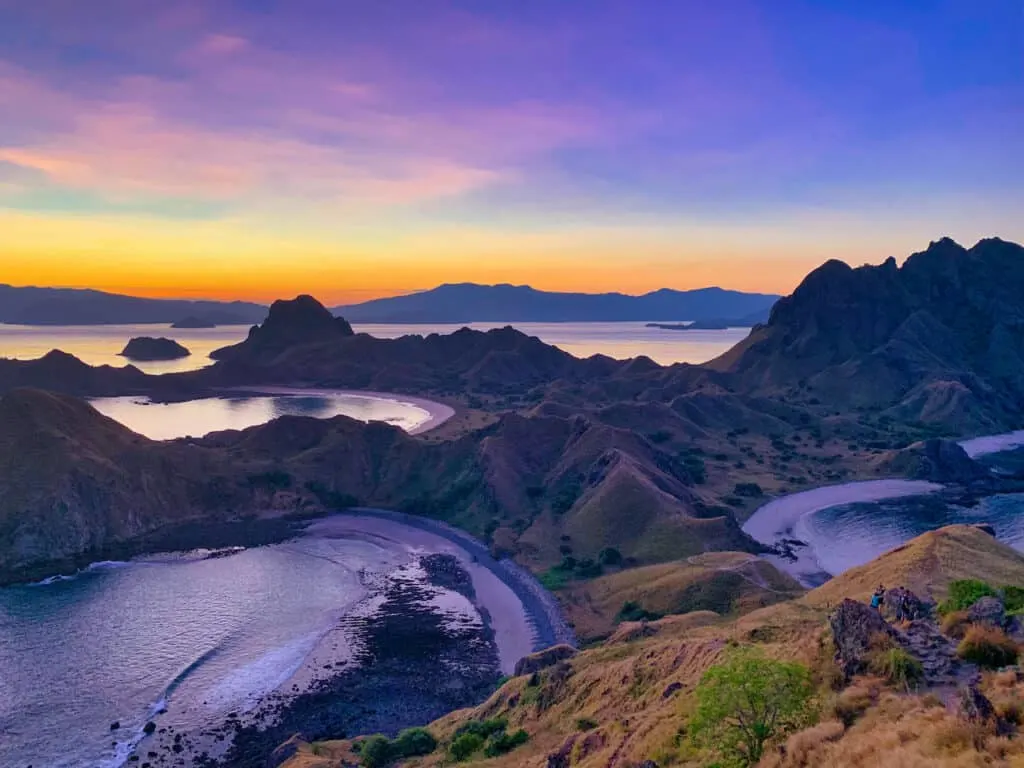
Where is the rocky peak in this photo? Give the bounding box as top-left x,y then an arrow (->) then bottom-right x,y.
210,295 -> 353,361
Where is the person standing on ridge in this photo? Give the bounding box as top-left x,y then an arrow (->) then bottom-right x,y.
870,584 -> 885,611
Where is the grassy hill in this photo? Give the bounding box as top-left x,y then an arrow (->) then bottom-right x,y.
277,526 -> 1024,767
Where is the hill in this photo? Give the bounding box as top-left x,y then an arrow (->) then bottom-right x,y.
0,284 -> 267,325
0,388 -> 755,584
804,524 -> 1024,607
710,237 -> 1024,432
278,526 -> 1024,768
335,283 -> 779,323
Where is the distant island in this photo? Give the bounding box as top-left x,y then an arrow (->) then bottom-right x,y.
335,283 -> 780,323
119,337 -> 191,361
171,315 -> 218,329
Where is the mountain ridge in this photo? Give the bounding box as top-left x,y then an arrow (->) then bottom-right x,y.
335,282 -> 780,323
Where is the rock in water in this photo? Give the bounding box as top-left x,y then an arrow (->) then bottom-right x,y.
119,337 -> 191,361
829,599 -> 897,678
514,644 -> 577,676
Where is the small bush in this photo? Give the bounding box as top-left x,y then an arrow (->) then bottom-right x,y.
1003,585 -> 1024,615
359,734 -> 394,768
576,717 -> 599,731
454,718 -> 507,740
598,547 -> 623,566
617,600 -> 663,623
392,727 -> 436,758
733,482 -> 763,497
483,728 -> 529,757
448,732 -> 484,762
868,647 -> 923,689
957,625 -> 1019,669
939,579 -> 997,615
940,610 -> 971,640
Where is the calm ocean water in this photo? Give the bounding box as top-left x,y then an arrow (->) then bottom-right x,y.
0,533 -> 408,768
0,321 -> 749,370
802,493 -> 1024,575
88,393 -> 432,440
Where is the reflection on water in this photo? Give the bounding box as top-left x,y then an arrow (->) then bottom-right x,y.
803,493 -> 1024,575
89,394 -> 431,440
0,323 -> 250,373
0,321 -> 750,369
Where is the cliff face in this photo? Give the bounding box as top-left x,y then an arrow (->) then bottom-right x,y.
711,238 -> 1024,431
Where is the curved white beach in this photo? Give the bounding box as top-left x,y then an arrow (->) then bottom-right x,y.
228,386 -> 456,435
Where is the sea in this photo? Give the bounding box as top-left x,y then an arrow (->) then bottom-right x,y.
0,320 -> 749,371
0,531 -> 409,768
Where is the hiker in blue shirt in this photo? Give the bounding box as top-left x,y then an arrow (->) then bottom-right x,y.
870,584 -> 885,611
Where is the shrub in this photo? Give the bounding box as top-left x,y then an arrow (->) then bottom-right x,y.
392,727 -> 436,758
617,600 -> 663,623
483,728 -> 529,757
957,625 -> 1019,669
733,482 -> 763,497
454,718 -> 507,740
1003,585 -> 1024,615
690,648 -> 814,766
598,547 -> 623,566
358,734 -> 394,768
448,733 -> 484,762
648,429 -> 672,444
940,610 -> 971,640
939,579 -> 997,615
868,647 -> 923,689
576,717 -> 599,731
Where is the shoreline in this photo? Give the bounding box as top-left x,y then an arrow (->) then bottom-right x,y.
222,385 -> 456,434
744,430 -> 1024,586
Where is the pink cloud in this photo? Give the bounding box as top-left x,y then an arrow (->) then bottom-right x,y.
195,33 -> 249,56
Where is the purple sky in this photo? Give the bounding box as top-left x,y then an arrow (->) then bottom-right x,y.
0,0 -> 1021,301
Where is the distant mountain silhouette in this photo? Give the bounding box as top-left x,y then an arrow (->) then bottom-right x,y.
335,283 -> 779,323
0,285 -> 267,326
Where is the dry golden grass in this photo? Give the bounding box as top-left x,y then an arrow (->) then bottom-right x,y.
804,525 -> 1024,608
560,552 -> 804,641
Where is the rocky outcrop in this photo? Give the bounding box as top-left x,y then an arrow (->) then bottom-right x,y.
265,734 -> 302,768
210,295 -> 353,363
968,596 -> 1006,628
884,587 -> 930,621
119,337 -> 191,361
514,644 -> 577,677
877,439 -> 991,483
829,599 -> 898,678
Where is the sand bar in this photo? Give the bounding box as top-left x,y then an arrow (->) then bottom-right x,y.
225,386 -> 456,434
959,430 -> 1024,459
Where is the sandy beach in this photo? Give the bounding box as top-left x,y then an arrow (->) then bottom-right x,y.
226,386 -> 456,435
743,479 -> 944,586
301,512 -> 552,674
959,430 -> 1024,459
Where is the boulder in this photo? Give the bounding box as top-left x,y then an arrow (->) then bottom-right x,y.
968,596 -> 1005,628
514,644 -> 577,677
829,599 -> 898,678
546,734 -> 578,768
884,587 -> 929,621
956,684 -> 1013,735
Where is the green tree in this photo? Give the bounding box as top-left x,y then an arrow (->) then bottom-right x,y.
690,649 -> 814,767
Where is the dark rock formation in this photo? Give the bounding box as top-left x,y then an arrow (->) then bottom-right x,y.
956,684 -> 1012,734
713,237 -> 1024,432
210,295 -> 353,363
829,599 -> 897,678
119,337 -> 191,361
878,439 -> 991,483
968,595 -> 1006,628
884,587 -> 929,621
514,644 -> 578,677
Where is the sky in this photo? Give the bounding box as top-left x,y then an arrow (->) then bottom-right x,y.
0,0 -> 1021,304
